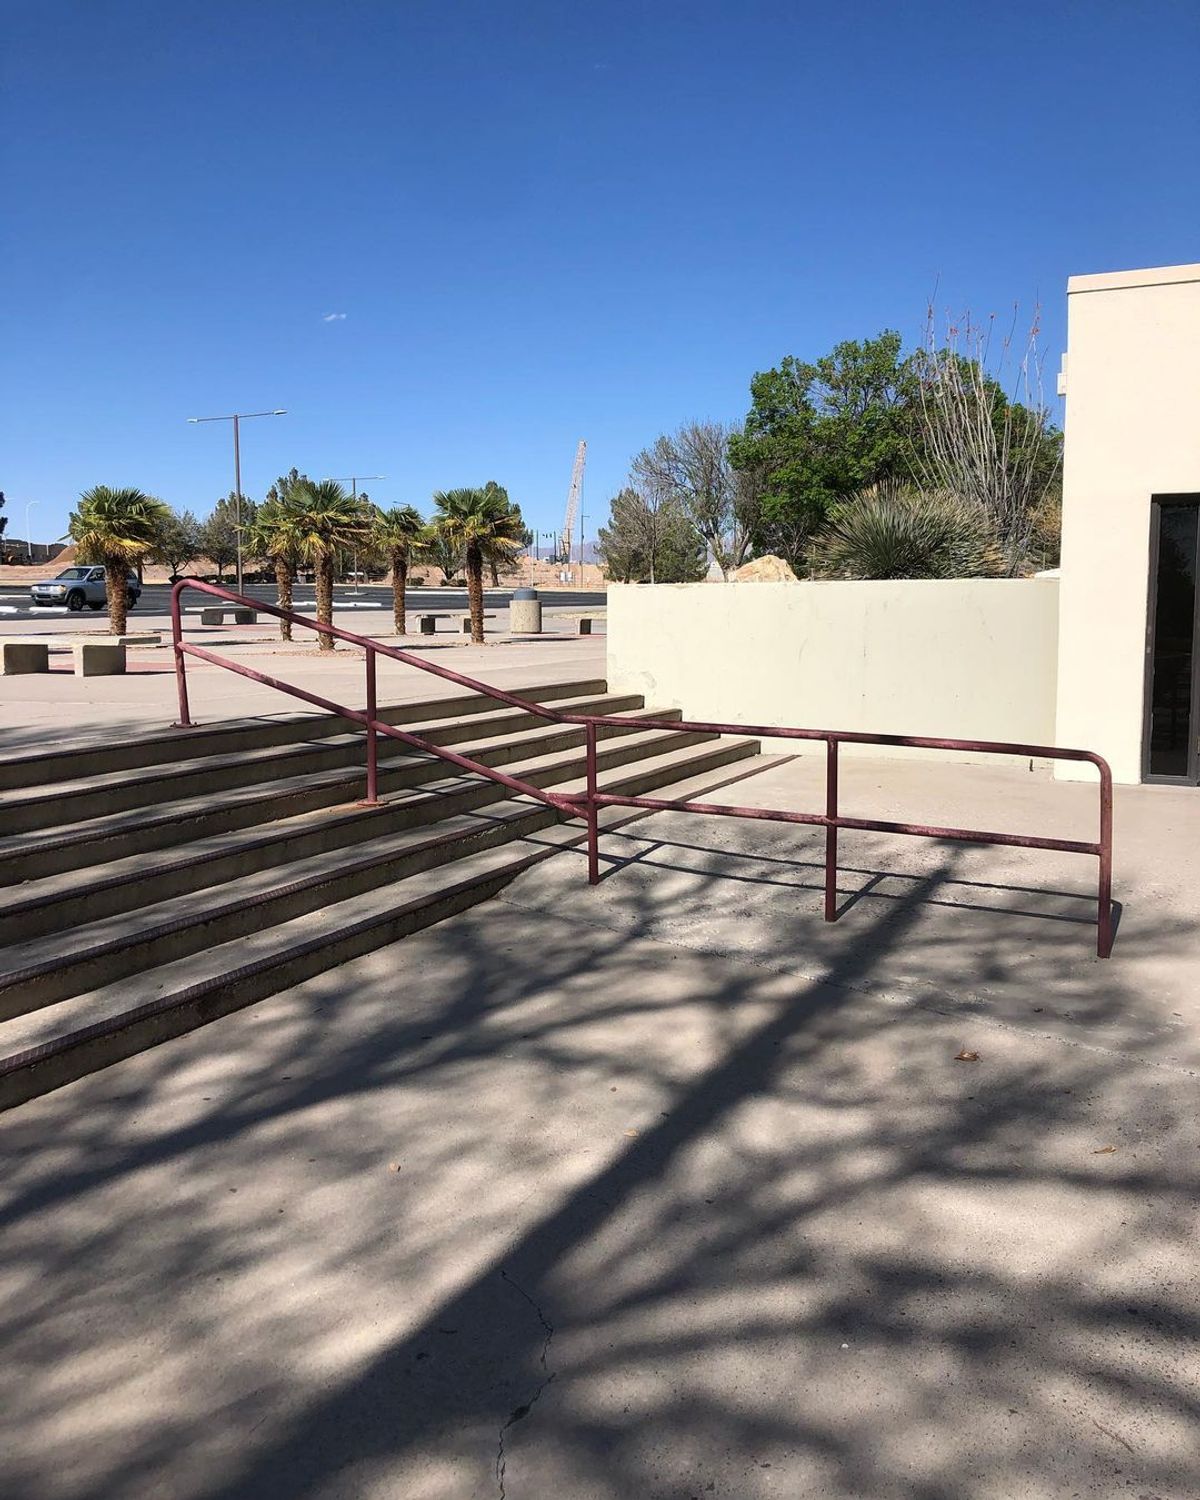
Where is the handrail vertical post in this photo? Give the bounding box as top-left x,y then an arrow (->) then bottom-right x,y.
824,737 -> 839,922
364,643 -> 379,805
1097,761 -> 1113,958
170,582 -> 192,727
585,720 -> 600,884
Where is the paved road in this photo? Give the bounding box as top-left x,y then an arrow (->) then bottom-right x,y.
0,582 -> 606,622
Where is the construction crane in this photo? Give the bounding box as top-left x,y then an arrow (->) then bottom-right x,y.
560,440 -> 586,573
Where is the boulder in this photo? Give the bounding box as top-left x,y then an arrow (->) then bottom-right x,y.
730,554 -> 798,582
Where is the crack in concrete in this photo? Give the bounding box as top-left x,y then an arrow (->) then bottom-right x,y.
494,1268 -> 556,1500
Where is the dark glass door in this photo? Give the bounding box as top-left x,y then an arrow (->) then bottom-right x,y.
1145,499 -> 1200,782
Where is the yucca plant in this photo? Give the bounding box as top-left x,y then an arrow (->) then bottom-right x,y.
372,504 -> 425,634
68,486 -> 171,635
808,485 -> 1004,580
430,483 -> 522,642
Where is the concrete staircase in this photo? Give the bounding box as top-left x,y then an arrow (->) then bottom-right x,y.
0,678 -> 761,1109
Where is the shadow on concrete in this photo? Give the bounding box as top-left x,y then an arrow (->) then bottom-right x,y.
0,820 -> 1196,1499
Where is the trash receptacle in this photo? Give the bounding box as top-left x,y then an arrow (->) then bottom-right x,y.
510,588 -> 542,634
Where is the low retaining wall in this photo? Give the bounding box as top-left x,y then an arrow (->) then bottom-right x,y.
606,579 -> 1060,762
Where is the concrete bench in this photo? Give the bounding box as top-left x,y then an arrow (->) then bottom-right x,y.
457,612 -> 496,634
73,640 -> 126,676
2,641 -> 49,675
200,607 -> 257,625
415,612 -> 453,635
577,617 -> 600,635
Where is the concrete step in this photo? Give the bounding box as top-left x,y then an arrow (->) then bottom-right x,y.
0,676 -> 608,791
0,691 -> 650,875
0,705 -> 681,943
0,732 -> 759,1012
0,747 -> 776,1111
0,686 -> 639,836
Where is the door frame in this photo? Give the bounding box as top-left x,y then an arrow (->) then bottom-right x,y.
1141,493 -> 1200,785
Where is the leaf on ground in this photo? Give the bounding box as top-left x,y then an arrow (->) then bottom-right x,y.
1092,1145 -> 1118,1154
954,1050 -> 980,1062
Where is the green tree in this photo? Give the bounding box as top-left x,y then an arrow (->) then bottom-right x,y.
596,487 -> 707,583
150,508 -> 203,580
372,504 -> 425,634
280,480 -> 369,651
807,485 -> 1003,580
68,485 -> 171,634
197,493 -> 254,582
480,484 -> 525,586
431,484 -> 523,642
631,420 -> 760,576
730,331 -> 922,569
422,526 -> 462,584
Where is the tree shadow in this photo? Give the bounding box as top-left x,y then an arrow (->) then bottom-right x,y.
0,820 -> 1195,1499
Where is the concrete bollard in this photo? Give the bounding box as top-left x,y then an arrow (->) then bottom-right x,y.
1,641 -> 50,675
73,640 -> 127,677
509,597 -> 542,634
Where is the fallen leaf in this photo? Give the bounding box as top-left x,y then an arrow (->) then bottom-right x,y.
624,1129 -> 639,1137
1092,1145 -> 1118,1154
388,1161 -> 402,1172
954,1050 -> 980,1063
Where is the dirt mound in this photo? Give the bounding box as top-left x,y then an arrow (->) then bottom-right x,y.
730,554 -> 797,582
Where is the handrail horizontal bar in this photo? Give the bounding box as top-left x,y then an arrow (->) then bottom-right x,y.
170,580 -> 1104,772
170,579 -> 1115,957
584,791 -> 1099,856
176,642 -> 575,815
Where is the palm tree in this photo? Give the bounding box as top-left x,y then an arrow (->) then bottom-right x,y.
372,504 -> 425,634
431,483 -> 523,643
483,492 -> 528,586
245,499 -> 302,641
68,486 -> 171,635
279,479 -> 369,651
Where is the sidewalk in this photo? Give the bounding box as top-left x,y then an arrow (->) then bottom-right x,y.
0,609 -> 606,751
0,752 -> 1197,1499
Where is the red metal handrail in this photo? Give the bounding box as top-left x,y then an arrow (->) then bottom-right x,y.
171,580 -> 1114,956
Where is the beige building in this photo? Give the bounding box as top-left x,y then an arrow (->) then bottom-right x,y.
1056,262 -> 1200,784
607,261 -> 1200,787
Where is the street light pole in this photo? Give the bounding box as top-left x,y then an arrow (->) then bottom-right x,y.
324,475 -> 383,597
188,409 -> 287,595
24,500 -> 40,565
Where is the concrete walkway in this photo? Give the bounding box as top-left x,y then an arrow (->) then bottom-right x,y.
2,762 -> 1200,1500
1,756 -> 1198,1499
0,613 -> 606,750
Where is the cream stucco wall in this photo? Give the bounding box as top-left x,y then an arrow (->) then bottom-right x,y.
1056,263 -> 1200,781
607,580 -> 1060,760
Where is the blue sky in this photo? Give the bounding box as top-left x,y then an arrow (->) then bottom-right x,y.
3,0 -> 1197,546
